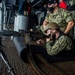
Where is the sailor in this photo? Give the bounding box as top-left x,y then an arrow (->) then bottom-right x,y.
37,22 -> 73,55
22,22 -> 75,63
23,22 -> 74,62
18,0 -> 31,16
40,0 -> 75,38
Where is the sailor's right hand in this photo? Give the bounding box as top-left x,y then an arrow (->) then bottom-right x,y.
43,20 -> 48,25
43,20 -> 48,29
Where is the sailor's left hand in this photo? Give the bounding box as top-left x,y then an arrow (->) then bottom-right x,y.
46,38 -> 51,42
36,39 -> 45,45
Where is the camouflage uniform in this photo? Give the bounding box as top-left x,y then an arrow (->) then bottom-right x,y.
46,33 -> 72,55
71,11 -> 75,21
40,8 -> 74,37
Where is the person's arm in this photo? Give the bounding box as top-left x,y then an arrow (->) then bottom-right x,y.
41,13 -> 49,31
64,20 -> 74,34
40,20 -> 50,35
64,11 -> 75,34
46,36 -> 69,55
45,13 -> 49,21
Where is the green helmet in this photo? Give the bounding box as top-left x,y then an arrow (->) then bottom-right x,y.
44,22 -> 60,32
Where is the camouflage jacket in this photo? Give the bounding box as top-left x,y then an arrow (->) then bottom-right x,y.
40,8 -> 74,37
71,11 -> 75,21
46,33 -> 72,56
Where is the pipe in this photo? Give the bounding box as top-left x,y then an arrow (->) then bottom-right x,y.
0,30 -> 18,36
12,36 -> 29,62
12,37 -> 26,55
2,0 -> 7,30
32,0 -> 42,7
0,3 -> 3,30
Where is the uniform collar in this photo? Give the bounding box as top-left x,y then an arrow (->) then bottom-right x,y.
52,8 -> 61,15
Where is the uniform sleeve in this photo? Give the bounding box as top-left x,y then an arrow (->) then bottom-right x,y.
46,36 -> 67,55
40,25 -> 44,33
45,13 -> 49,22
63,10 -> 74,22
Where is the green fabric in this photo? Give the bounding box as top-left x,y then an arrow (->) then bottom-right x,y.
46,35 -> 72,55
42,8 -> 74,37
